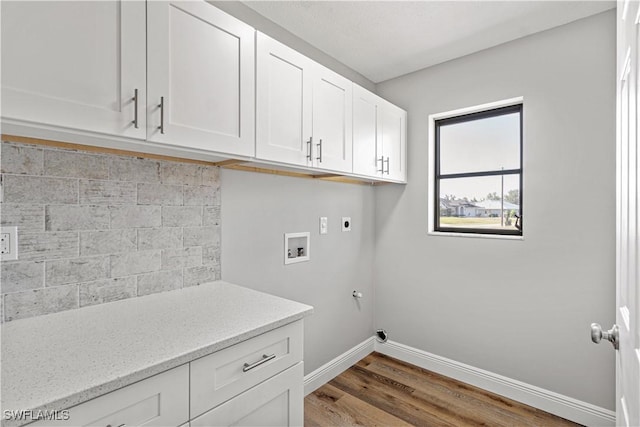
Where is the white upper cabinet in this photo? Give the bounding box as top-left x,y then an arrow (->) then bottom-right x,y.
256,32 -> 313,166
380,101 -> 407,182
256,33 -> 353,173
352,84 -> 407,182
312,67 -> 353,172
147,1 -> 255,157
353,85 -> 382,177
1,0 -> 146,139
2,1 -> 404,183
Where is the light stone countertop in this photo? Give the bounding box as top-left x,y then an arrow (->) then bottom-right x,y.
1,281 -> 313,427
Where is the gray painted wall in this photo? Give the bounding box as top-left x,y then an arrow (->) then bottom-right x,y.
374,11 -> 616,409
209,1 -> 376,92
220,169 -> 375,374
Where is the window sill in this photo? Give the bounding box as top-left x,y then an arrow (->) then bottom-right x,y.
427,231 -> 524,241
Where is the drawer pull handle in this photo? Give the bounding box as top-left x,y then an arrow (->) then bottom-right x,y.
243,353 -> 276,372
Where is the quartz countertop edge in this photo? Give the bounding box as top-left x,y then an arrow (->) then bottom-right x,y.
1,281 -> 313,427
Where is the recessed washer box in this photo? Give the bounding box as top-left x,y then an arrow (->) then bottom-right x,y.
284,232 -> 310,265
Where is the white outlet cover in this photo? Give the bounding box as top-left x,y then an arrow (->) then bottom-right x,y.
319,217 -> 328,235
342,217 -> 352,232
0,226 -> 18,261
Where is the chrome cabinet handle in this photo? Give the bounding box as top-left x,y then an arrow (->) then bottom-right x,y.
131,89 -> 139,129
243,353 -> 276,372
158,96 -> 165,134
316,139 -> 323,163
384,157 -> 390,174
307,137 -> 313,161
377,156 -> 385,173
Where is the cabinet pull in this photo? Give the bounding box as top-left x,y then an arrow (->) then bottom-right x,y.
131,89 -> 139,129
158,96 -> 165,134
243,353 -> 276,372
384,157 -> 390,175
316,139 -> 323,163
377,156 -> 385,173
306,137 -> 313,161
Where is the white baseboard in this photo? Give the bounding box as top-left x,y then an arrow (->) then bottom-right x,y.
303,337 -> 375,396
375,340 -> 615,427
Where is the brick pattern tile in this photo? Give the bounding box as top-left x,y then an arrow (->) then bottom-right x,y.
0,141 -> 221,322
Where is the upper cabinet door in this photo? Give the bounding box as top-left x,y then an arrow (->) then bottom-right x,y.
147,1 -> 255,157
312,68 -> 353,173
256,33 -> 313,166
352,84 -> 407,182
1,0 -> 146,139
352,84 -> 382,177
380,103 -> 407,182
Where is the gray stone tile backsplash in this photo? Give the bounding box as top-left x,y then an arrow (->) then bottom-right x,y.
0,141 -> 222,322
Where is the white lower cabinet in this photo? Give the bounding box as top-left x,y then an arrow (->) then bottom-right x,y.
31,365 -> 190,427
191,363 -> 304,427
31,321 -> 304,427
190,320 -> 303,418
190,320 -> 304,426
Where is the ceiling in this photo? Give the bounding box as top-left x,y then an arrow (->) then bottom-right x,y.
243,1 -> 615,83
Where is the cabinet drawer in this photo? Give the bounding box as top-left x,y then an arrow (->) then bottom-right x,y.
190,320 -> 303,418
31,364 -> 189,427
191,362 -> 303,427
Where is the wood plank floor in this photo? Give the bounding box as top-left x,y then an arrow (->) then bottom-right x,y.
304,353 -> 581,427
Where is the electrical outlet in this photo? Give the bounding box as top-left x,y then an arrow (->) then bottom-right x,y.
319,217 -> 328,235
0,227 -> 18,261
1,233 -> 10,254
342,217 -> 351,232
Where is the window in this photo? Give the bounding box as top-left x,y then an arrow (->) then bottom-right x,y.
434,103 -> 523,236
